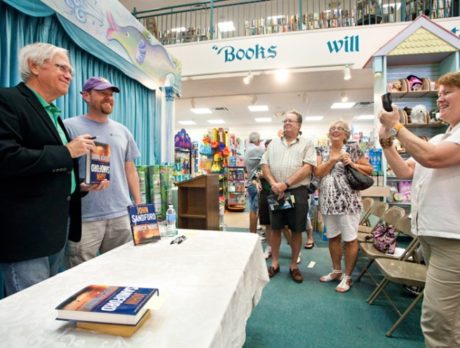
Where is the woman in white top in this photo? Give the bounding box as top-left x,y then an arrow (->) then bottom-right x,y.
379,71 -> 460,348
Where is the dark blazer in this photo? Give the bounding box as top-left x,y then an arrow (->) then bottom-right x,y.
0,83 -> 82,262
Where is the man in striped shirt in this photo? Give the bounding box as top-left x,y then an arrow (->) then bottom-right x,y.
260,110 -> 317,283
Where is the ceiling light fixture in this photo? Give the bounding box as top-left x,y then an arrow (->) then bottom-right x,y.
179,120 -> 197,125
248,105 -> 269,112
343,65 -> 352,81
331,102 -> 355,109
341,91 -> 348,102
243,72 -> 253,85
304,116 -> 324,121
191,108 -> 212,114
255,117 -> 272,123
207,119 -> 225,124
275,69 -> 289,84
354,114 -> 375,120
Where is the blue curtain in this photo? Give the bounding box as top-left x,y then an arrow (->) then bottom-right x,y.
0,0 -> 158,165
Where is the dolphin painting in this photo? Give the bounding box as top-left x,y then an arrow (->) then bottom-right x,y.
106,12 -> 180,86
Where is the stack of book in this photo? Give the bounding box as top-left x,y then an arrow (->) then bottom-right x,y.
56,285 -> 159,337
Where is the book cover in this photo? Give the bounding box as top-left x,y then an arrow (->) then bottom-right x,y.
76,309 -> 151,337
56,285 -> 158,325
85,142 -> 110,184
127,203 -> 160,245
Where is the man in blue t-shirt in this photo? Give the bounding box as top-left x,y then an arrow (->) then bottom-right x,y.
64,77 -> 142,267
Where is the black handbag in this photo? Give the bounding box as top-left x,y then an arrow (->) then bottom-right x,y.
345,165 -> 374,190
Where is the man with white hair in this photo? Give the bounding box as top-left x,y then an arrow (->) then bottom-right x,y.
0,43 -> 104,296
244,131 -> 264,233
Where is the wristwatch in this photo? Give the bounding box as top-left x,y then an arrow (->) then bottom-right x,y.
284,181 -> 290,189
389,123 -> 404,138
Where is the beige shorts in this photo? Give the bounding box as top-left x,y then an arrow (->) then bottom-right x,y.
323,214 -> 360,242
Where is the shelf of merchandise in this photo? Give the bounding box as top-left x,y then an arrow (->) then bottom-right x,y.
370,17 -> 459,212
225,167 -> 246,211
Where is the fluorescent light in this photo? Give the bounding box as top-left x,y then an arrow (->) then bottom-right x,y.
248,105 -> 269,112
179,120 -> 197,125
218,21 -> 235,32
354,115 -> 375,120
255,117 -> 272,123
344,66 -> 351,80
191,108 -> 212,114
207,119 -> 225,124
331,102 -> 355,109
275,69 -> 289,83
171,27 -> 186,32
304,116 -> 324,121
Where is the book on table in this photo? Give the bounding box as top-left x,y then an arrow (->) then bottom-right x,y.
76,309 -> 151,337
85,141 -> 110,184
55,285 -> 159,325
127,203 -> 161,245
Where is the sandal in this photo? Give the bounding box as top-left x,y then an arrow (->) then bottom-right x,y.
336,275 -> 352,293
268,265 -> 280,278
319,269 -> 342,282
304,242 -> 315,249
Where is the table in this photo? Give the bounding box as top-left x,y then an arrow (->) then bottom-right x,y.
0,230 -> 269,348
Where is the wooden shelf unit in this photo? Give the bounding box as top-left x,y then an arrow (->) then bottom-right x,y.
176,174 -> 219,230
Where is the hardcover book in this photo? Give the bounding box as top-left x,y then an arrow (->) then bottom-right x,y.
85,142 -> 110,184
56,285 -> 159,325
128,203 -> 161,245
76,309 -> 151,337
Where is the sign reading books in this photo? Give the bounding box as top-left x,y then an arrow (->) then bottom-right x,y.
55,284 -> 159,325
128,203 -> 160,245
85,141 -> 110,184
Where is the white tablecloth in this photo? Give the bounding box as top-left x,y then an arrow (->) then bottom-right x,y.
0,230 -> 269,348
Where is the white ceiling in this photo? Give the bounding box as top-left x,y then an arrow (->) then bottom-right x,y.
119,0 -> 376,131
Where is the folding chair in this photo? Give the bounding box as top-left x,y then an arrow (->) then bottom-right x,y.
358,201 -> 388,235
367,240 -> 426,337
359,197 -> 375,225
356,208 -> 408,282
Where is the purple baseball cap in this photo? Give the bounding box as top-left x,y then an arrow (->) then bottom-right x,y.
82,77 -> 120,93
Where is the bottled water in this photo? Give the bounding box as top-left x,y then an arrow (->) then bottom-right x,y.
166,205 -> 177,237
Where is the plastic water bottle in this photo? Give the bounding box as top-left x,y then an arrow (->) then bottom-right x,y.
166,205 -> 177,237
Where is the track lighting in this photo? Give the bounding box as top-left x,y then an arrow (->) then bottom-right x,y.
243,72 -> 253,85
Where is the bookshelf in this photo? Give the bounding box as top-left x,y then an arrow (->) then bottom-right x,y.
176,174 -> 219,230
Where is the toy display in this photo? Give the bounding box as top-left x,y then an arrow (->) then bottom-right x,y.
174,128 -> 192,182
199,128 -> 232,174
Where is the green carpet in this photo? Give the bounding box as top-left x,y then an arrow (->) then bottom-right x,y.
242,231 -> 424,348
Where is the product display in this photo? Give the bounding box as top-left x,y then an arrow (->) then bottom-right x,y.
127,203 -> 160,245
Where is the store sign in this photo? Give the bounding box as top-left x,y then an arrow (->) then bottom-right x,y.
212,44 -> 277,62
327,35 -> 360,54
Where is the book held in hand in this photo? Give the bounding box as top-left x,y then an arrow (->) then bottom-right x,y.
56,285 -> 159,325
85,141 -> 110,184
128,203 -> 161,245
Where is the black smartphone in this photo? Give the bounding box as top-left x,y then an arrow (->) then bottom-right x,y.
381,93 -> 393,112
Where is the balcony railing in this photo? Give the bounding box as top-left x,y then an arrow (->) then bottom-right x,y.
133,0 -> 459,45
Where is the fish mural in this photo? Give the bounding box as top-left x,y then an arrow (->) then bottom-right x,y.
106,12 -> 181,87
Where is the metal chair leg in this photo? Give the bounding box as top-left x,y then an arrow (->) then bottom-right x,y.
368,278 -> 389,304
356,259 -> 375,282
386,292 -> 424,337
